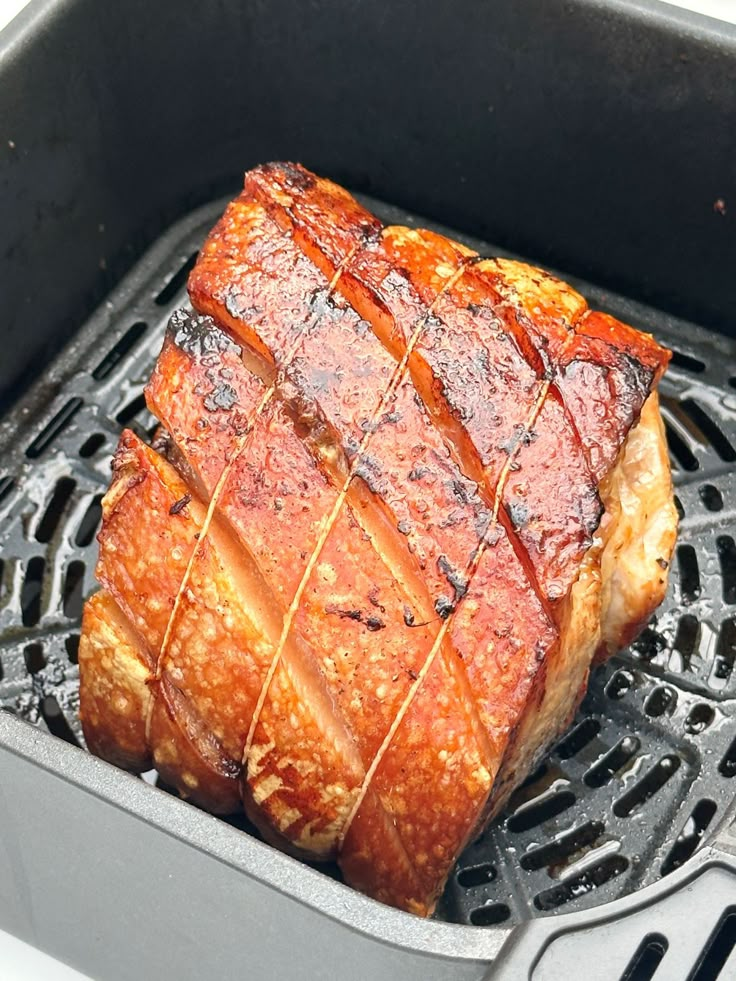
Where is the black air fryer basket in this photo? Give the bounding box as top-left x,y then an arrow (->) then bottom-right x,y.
1,2 -> 735,978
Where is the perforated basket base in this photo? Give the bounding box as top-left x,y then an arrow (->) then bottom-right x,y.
1,195 -> 735,932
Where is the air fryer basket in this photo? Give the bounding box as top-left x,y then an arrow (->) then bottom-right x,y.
2,0 -> 736,977
1,190 -> 736,978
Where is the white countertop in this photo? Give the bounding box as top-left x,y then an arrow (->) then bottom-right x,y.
0,931 -> 92,981
0,0 -> 733,978
666,0 -> 736,20
0,0 -> 27,28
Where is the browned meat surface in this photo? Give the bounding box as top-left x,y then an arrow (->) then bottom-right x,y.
79,163 -> 677,915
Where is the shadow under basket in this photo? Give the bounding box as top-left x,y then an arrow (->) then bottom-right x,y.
1,193 -> 736,980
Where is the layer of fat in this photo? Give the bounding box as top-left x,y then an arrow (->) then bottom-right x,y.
598,391 -> 678,657
78,590 -> 153,772
486,391 -> 677,817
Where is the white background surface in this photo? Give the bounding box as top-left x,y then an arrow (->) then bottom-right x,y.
0,0 -> 26,27
666,0 -> 736,20
0,0 -> 734,978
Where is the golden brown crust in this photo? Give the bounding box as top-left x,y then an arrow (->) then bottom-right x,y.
147,313 -> 514,908
80,162 -> 677,916
188,203 -> 562,906
78,590 -> 152,772
95,429 -> 370,847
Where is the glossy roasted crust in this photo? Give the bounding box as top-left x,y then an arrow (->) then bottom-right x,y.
93,429 -> 370,834
242,163 -> 668,588
190,203 -> 564,903
146,313 -> 545,910
80,162 -> 676,916
231,166 -> 655,840
190,202 -> 559,692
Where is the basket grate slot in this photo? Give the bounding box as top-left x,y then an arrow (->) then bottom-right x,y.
40,694 -> 80,747
719,736 -> 736,778
534,855 -> 629,912
677,545 -> 701,605
672,614 -> 700,670
26,398 -> 84,459
0,475 -> 15,505
717,538 -> 736,605
685,703 -> 715,735
663,420 -> 699,472
691,908 -> 736,981
661,799 -> 717,876
712,620 -> 736,688
606,669 -> 635,700
630,626 -> 668,663
457,863 -> 496,888
75,495 -> 103,548
115,392 -> 148,426
585,737 -> 641,789
681,399 -> 736,463
23,642 -> 46,675
92,321 -> 147,381
507,790 -> 576,833
556,717 -> 601,760
700,484 -> 724,512
468,903 -> 510,926
155,252 -> 198,306
620,933 -> 668,981
613,756 -> 682,818
644,686 -> 677,718
35,477 -> 77,544
520,821 -> 606,872
670,349 -> 706,374
20,557 -> 45,627
62,561 -> 86,620
79,433 -> 107,459
65,634 -> 80,665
